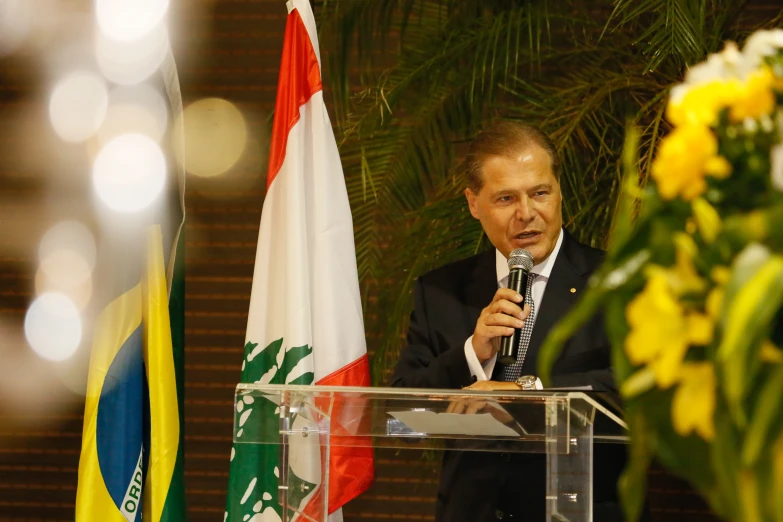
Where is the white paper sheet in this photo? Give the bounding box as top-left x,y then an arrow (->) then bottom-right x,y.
388,410 -> 519,437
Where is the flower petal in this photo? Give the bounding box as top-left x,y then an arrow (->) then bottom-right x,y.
687,313 -> 714,345
672,363 -> 716,440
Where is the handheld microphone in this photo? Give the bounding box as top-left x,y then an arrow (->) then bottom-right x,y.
498,249 -> 534,366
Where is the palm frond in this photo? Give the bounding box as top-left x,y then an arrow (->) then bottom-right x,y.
604,0 -> 746,71
315,0 -> 780,383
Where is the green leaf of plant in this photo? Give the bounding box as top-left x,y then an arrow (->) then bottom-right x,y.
708,400 -> 742,520
619,406 -> 654,522
742,364 -> 783,466
538,284 -> 606,386
719,252 -> 783,427
608,123 -> 642,256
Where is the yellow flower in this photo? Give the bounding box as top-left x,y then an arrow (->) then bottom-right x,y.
672,362 -> 716,440
760,340 -> 783,363
667,79 -> 742,127
669,233 -> 706,294
706,266 -> 730,320
730,67 -> 776,122
674,231 -> 699,257
704,156 -> 732,179
706,286 -> 724,319
711,266 -> 732,285
744,210 -> 768,241
625,272 -> 683,365
691,198 -> 722,243
667,67 -> 776,126
687,313 -> 714,345
625,270 -> 714,388
651,125 -> 730,201
626,272 -> 685,364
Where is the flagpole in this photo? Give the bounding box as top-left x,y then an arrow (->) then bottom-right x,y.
279,397 -> 290,522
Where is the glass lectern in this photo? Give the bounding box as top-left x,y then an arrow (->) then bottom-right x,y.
232,384 -> 628,522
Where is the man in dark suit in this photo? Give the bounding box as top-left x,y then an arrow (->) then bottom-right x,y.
391,121 -> 639,521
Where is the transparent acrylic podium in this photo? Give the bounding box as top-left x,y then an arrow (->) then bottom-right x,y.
233,384 -> 628,522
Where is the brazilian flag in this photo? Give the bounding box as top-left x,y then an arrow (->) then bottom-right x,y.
74,48 -> 186,522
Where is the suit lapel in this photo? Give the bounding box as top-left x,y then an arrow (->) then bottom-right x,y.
460,238 -> 593,379
463,249 -> 497,341
521,232 -> 590,376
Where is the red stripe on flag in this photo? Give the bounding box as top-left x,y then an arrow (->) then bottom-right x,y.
317,354 -> 371,387
316,355 -> 375,513
266,9 -> 322,190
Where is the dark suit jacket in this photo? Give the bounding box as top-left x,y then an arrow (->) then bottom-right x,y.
391,231 -> 642,522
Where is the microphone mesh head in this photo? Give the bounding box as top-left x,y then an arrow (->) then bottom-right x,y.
508,249 -> 534,271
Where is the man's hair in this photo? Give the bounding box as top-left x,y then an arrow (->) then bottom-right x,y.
465,120 -> 560,193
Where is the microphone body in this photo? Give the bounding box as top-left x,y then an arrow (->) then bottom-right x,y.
498,249 -> 534,366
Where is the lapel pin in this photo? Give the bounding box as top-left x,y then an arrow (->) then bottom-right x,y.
570,288 -> 576,293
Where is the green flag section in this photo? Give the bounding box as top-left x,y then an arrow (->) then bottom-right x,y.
226,339 -> 316,521
158,45 -> 188,522
142,225 -> 186,522
161,223 -> 186,522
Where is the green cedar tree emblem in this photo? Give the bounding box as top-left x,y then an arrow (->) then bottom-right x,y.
225,339 -> 317,522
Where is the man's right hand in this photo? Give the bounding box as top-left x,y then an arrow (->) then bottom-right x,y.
473,288 -> 531,364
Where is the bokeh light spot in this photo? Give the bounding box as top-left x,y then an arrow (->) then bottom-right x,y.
25,293 -> 82,361
35,267 -> 93,311
49,71 -> 108,142
93,133 -> 166,213
97,84 -> 169,144
95,23 -> 169,86
95,0 -> 170,42
38,221 -> 96,286
175,98 -> 247,178
36,221 -> 95,311
0,0 -> 32,57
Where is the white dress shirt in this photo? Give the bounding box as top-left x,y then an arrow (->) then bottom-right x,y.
463,228 -> 564,383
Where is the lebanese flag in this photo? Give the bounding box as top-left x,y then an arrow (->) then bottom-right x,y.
244,0 -> 374,517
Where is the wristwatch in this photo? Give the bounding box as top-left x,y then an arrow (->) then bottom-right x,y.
514,375 -> 537,390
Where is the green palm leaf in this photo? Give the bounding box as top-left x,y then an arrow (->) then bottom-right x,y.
315,0 -> 779,384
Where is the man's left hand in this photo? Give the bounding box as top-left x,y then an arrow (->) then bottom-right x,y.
464,380 -> 521,391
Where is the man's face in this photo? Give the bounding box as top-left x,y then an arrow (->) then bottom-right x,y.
465,145 -> 563,263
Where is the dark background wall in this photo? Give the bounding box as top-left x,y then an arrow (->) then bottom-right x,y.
0,0 -> 779,520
